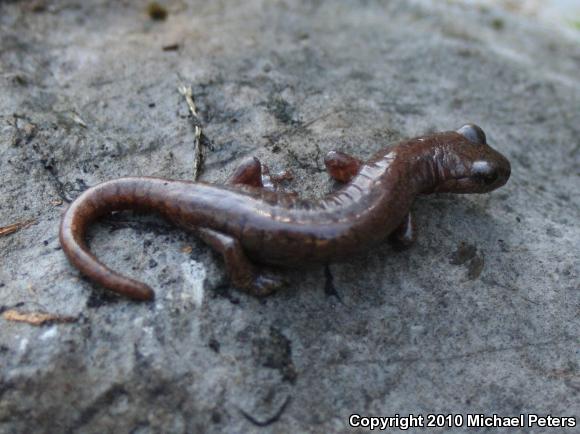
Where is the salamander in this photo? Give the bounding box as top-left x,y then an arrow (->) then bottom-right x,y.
59,124 -> 511,300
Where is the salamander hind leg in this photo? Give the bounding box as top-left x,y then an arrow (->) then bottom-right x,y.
389,212 -> 417,250
197,228 -> 286,296
324,150 -> 362,183
226,156 -> 264,187
228,156 -> 296,196
260,164 -> 294,193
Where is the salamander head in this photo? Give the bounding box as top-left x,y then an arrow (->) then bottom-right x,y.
431,124 -> 511,194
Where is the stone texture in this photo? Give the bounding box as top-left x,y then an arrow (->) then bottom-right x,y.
0,0 -> 578,433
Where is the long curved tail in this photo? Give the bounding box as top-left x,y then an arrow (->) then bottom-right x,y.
59,177 -> 183,301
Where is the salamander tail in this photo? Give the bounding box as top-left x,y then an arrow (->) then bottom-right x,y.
59,178 -> 160,301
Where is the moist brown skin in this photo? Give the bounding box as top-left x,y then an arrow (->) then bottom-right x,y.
59,124 -> 511,300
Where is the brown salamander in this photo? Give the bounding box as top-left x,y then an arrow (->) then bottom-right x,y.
60,124 -> 511,300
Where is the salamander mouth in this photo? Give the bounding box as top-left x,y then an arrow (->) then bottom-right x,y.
434,173 -> 504,193
469,172 -> 500,187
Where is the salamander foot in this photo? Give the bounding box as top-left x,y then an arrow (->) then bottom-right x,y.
250,271 -> 288,297
197,228 -> 286,296
227,156 -> 295,195
389,212 -> 416,250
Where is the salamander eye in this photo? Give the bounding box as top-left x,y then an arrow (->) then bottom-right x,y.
457,124 -> 486,145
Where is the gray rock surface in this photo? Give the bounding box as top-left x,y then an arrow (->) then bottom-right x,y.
0,0 -> 578,433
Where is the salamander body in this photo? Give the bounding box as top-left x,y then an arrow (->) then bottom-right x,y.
60,124 -> 510,300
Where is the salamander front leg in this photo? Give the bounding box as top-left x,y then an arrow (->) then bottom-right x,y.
389,212 -> 417,250
197,228 -> 286,296
324,150 -> 362,183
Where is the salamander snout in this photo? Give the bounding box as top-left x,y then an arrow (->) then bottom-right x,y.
458,124 -> 511,193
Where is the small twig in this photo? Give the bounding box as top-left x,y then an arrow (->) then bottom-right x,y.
2,309 -> 77,326
178,84 -> 205,180
70,111 -> 88,128
0,219 -> 36,237
162,43 -> 180,52
239,396 -> 291,427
